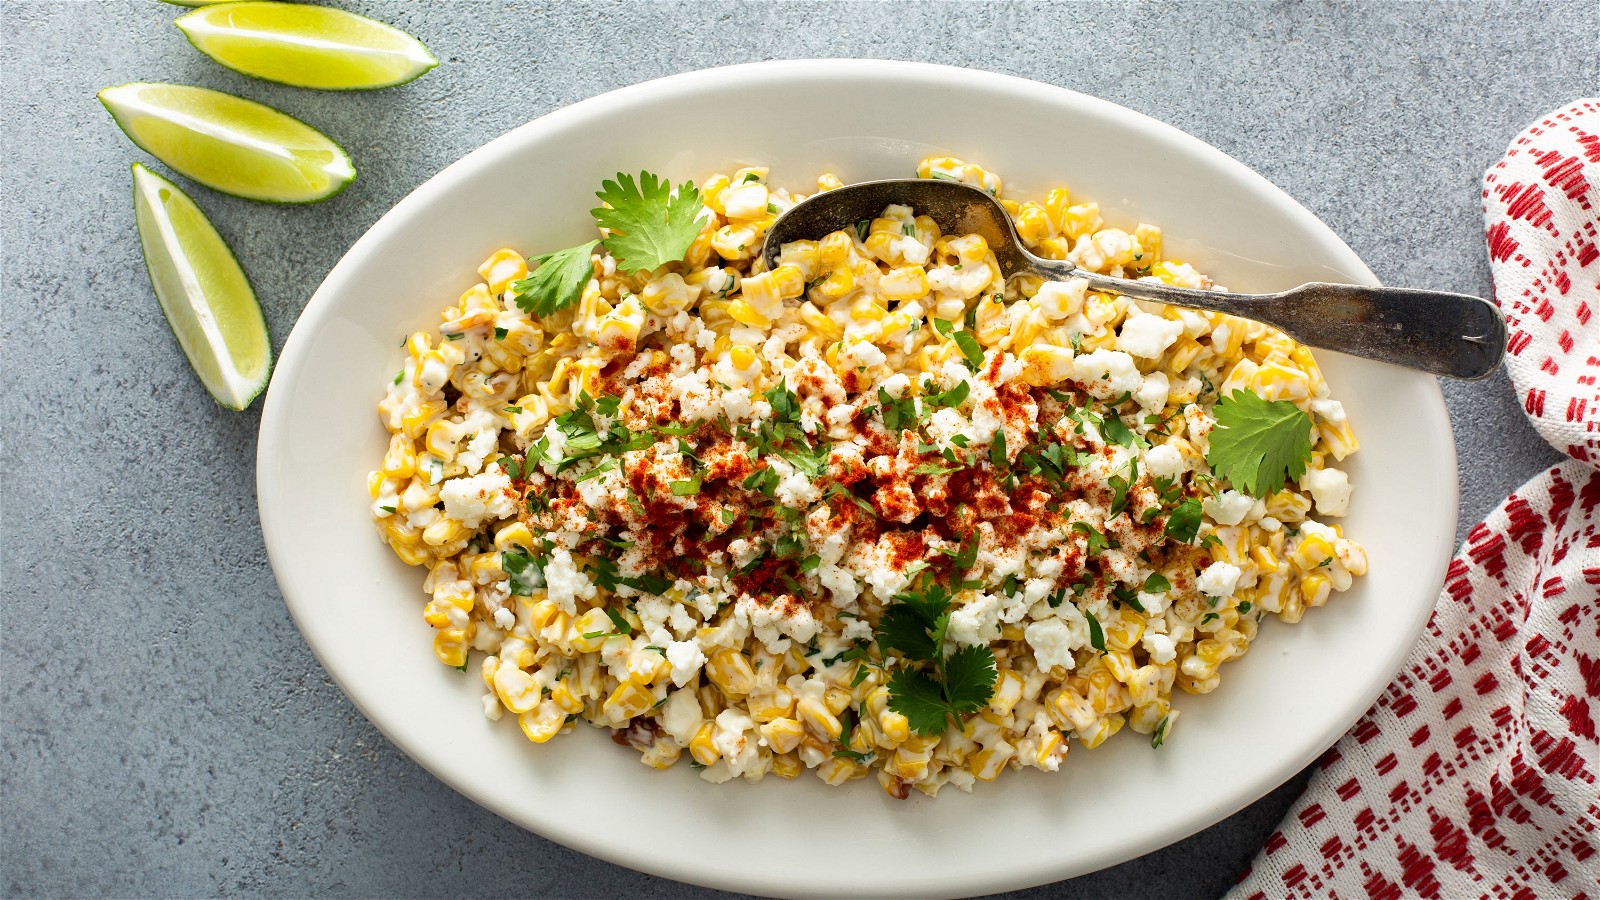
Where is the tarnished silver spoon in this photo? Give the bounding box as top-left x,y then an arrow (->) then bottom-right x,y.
761,178 -> 1506,379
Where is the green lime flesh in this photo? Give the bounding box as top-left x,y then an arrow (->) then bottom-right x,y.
176,1 -> 437,90
99,82 -> 355,203
132,162 -> 272,409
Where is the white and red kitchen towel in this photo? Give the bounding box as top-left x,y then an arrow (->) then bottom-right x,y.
1231,100 -> 1600,899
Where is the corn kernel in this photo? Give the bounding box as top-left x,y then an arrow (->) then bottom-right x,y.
705,648 -> 755,698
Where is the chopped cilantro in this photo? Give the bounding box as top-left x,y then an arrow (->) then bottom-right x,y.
604,607 -> 633,635
876,386 -> 920,433
1151,715 -> 1171,749
1100,413 -> 1146,449
1072,521 -> 1115,554
1164,497 -> 1204,543
503,550 -> 545,595
1085,609 -> 1106,652
931,317 -> 984,370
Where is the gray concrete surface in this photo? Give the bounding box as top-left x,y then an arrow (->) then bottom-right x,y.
3,1 -> 1594,897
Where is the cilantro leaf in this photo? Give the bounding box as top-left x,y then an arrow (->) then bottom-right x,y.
952,535 -> 979,572
887,668 -> 952,737
927,380 -> 969,408
930,611 -> 952,650
1072,521 -> 1114,555
1100,413 -> 1145,449
942,645 -> 998,717
604,607 -> 633,635
512,240 -> 600,317
876,606 -> 939,660
1151,714 -> 1172,749
1143,573 -> 1171,594
591,172 -> 705,273
876,386 -> 918,433
932,318 -> 985,370
1085,609 -> 1106,652
1164,497 -> 1204,543
989,429 -> 1007,469
502,550 -> 545,595
1108,457 -> 1139,518
1205,389 -> 1315,497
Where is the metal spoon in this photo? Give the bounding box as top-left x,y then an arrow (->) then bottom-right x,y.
761,178 -> 1506,379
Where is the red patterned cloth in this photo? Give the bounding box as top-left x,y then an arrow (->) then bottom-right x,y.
1230,100 -> 1600,899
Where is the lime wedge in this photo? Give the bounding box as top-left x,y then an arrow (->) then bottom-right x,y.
132,163 -> 272,410
175,2 -> 437,90
98,83 -> 355,203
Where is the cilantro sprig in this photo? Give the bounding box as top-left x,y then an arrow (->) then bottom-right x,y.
512,240 -> 600,318
592,172 -> 706,274
513,171 -> 706,319
888,647 -> 998,738
1204,389 -> 1315,497
876,575 -> 998,737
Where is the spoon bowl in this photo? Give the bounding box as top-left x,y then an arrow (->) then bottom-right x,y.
763,178 -> 1507,379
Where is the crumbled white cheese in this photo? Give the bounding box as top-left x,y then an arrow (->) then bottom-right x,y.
1203,490 -> 1255,526
1145,443 -> 1187,479
1024,617 -> 1079,672
1034,278 -> 1087,321
841,340 -> 887,370
1136,371 -> 1170,411
948,593 -> 1001,646
1070,349 -> 1142,399
439,470 -> 515,529
1196,561 -> 1243,598
841,618 -> 873,642
665,640 -> 706,687
719,387 -> 753,421
1117,312 -> 1184,359
1312,398 -> 1347,424
817,562 -> 860,607
1304,467 -> 1353,517
543,548 -> 598,615
661,688 -> 703,744
1142,632 -> 1176,664
712,709 -> 760,777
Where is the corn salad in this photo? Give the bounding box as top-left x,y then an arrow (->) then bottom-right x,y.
368,158 -> 1366,797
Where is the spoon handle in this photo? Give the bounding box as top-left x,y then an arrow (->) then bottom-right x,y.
1029,261 -> 1507,379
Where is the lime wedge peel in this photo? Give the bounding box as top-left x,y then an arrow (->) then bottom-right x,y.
132,162 -> 272,410
176,2 -> 437,91
99,82 -> 355,204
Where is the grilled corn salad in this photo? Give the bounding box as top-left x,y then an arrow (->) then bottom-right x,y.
369,157 -> 1366,797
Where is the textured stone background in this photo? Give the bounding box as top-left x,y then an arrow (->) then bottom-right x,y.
3,1 -> 1595,897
